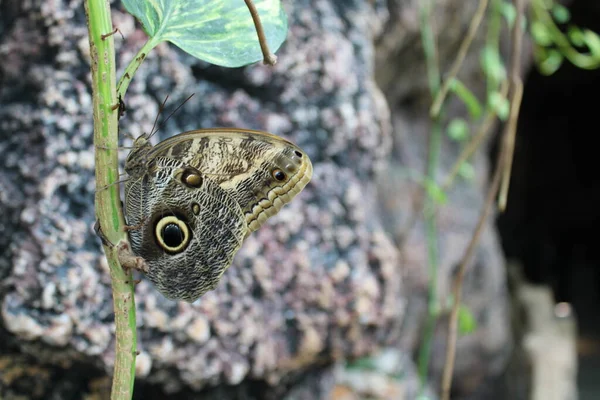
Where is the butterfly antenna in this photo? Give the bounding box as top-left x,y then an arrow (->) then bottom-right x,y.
149,95 -> 170,139
149,93 -> 195,140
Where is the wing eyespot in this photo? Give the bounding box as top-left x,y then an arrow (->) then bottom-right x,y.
272,169 -> 286,181
155,215 -> 191,253
181,168 -> 203,188
191,202 -> 201,215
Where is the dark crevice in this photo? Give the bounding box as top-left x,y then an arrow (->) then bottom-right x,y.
491,0 -> 600,396
492,0 -> 600,306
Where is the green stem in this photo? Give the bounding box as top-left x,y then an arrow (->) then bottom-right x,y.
485,0 -> 503,100
430,0 -> 489,118
420,0 -> 441,96
117,38 -> 160,101
418,120 -> 442,393
531,0 -> 600,69
85,1 -> 138,398
417,0 -> 442,393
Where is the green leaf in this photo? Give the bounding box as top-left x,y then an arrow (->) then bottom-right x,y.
122,0 -> 288,67
500,2 -> 516,29
458,305 -> 477,335
551,3 -> 570,24
480,47 -> 506,82
447,118 -> 469,142
449,79 -> 483,119
488,91 -> 510,120
568,26 -> 585,47
458,162 -> 475,181
536,47 -> 564,75
424,180 -> 447,205
582,29 -> 600,59
531,20 -> 553,47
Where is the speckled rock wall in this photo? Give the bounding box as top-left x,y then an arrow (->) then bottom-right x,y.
0,0 -> 513,399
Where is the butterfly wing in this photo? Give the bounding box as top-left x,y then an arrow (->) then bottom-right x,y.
125,157 -> 247,302
150,128 -> 313,232
124,128 -> 312,302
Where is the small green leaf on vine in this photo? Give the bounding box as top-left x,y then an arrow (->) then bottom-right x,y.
457,162 -> 475,182
449,79 -> 483,119
425,180 -> 448,205
536,47 -> 564,75
480,47 -> 506,82
500,2 -> 517,29
531,20 -> 553,46
551,3 -> 570,24
458,305 -> 477,335
568,26 -> 585,47
447,118 -> 469,142
488,91 -> 510,121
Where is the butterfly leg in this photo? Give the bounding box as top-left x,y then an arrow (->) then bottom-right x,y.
116,241 -> 149,274
123,213 -> 149,232
96,220 -> 148,278
124,220 -> 146,232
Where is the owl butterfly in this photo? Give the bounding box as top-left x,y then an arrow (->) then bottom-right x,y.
124,128 -> 312,302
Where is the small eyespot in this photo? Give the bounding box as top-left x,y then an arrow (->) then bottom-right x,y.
294,150 -> 303,158
272,169 -> 286,181
155,216 -> 190,253
191,203 -> 200,215
181,169 -> 203,188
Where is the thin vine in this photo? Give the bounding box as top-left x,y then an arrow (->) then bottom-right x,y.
414,0 -> 600,398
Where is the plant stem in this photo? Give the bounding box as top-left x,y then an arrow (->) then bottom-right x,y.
442,80 -> 509,190
441,2 -> 525,397
499,0 -> 525,211
243,0 -> 278,65
485,0 -> 503,99
430,0 -> 489,118
418,119 -> 442,393
117,38 -> 159,101
440,133 -> 505,400
417,0 -> 442,393
85,0 -> 138,398
420,0 -> 441,96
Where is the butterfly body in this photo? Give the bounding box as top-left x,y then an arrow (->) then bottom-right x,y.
124,128 -> 312,302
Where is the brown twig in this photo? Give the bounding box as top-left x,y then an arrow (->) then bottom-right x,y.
440,131 -> 505,400
430,0 -> 489,118
498,80 -> 523,210
499,0 -> 525,211
243,0 -> 278,65
440,1 -> 525,398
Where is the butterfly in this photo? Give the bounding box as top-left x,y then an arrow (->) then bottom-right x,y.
123,128 -> 312,302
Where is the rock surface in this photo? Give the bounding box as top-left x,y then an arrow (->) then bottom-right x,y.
0,0 -> 513,398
